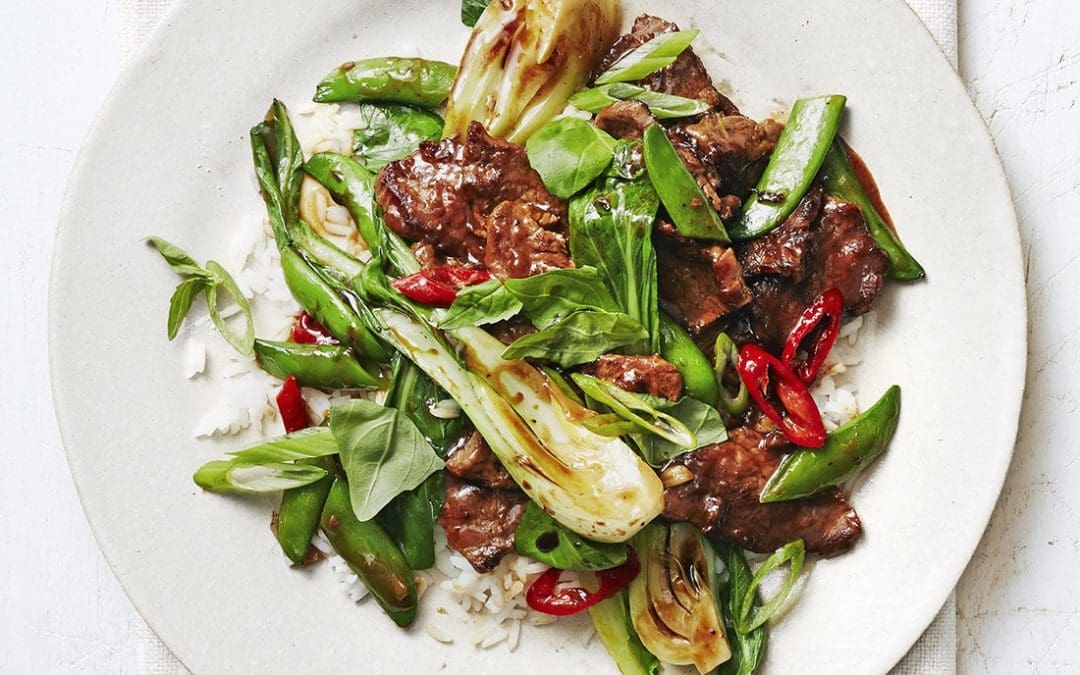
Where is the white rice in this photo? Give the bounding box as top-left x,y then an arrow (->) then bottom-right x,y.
180,98 -> 868,651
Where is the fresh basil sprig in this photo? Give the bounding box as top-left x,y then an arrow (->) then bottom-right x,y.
353,103 -> 443,170
505,267 -> 619,328
330,399 -> 444,522
460,0 -> 491,27
514,501 -> 628,571
439,279 -> 523,330
526,117 -> 617,199
594,30 -> 700,85
570,82 -> 711,119
148,237 -> 254,355
502,310 -> 648,367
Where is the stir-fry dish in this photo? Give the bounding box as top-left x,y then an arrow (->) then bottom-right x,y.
150,1 -> 923,672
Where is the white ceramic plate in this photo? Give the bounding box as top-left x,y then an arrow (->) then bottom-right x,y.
50,1 -> 1025,672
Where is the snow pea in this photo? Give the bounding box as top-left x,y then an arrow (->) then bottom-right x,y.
759,385 -> 901,503
730,95 -> 846,240
818,143 -> 926,280
314,57 -> 457,107
253,339 -> 382,389
275,456 -> 335,565
658,312 -> 719,407
280,246 -> 389,363
320,477 -> 418,627
642,124 -> 730,242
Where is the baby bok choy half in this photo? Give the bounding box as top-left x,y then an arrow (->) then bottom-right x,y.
443,0 -> 620,143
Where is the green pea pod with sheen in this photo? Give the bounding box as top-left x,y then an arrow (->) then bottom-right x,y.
304,153 -> 417,275
253,339 -> 382,389
280,246 -> 388,363
729,95 -> 846,240
818,143 -> 925,280
320,477 -> 418,627
313,57 -> 457,107
275,456 -> 335,565
658,312 -> 719,407
760,385 -> 901,503
642,124 -> 729,242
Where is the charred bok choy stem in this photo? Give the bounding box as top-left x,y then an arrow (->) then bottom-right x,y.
320,477 -> 418,627
443,0 -> 619,143
760,385 -> 901,503
819,143 -> 926,280
729,95 -> 847,240
628,522 -> 731,673
254,339 -> 382,389
642,124 -> 729,242
313,57 -> 457,107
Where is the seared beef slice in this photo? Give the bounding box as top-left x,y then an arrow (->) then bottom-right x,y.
439,476 -> 527,572
581,354 -> 684,401
376,121 -> 570,277
663,427 -> 862,555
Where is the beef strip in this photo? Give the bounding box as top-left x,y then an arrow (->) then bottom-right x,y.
484,200 -> 573,279
595,15 -> 739,115
444,431 -> 515,490
595,100 -> 657,140
669,113 -> 784,202
663,426 -> 862,554
487,318 -> 538,346
581,354 -> 683,401
730,193 -> 890,349
736,188 -> 823,280
656,240 -> 752,335
376,121 -> 568,274
438,476 -> 527,572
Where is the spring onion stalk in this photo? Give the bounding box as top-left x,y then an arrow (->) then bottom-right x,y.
443,0 -> 619,143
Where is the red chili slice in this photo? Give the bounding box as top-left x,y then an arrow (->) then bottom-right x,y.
290,311 -> 338,345
737,344 -> 826,448
781,288 -> 843,384
526,548 -> 641,616
390,267 -> 492,307
276,375 -> 312,433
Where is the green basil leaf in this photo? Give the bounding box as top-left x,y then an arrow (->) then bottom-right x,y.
569,174 -> 661,353
633,396 -> 729,466
737,539 -> 805,635
570,373 -> 695,450
193,460 -> 329,493
148,237 -> 212,279
514,501 -> 627,571
439,279 -> 523,330
526,117 -> 616,199
167,277 -> 209,340
570,82 -> 711,120
504,267 -> 619,329
385,356 -> 465,456
331,399 -> 444,522
460,0 -> 491,26
595,30 -> 700,85
501,311 -> 649,367
353,103 -> 444,169
205,260 -> 255,356
228,427 -> 340,464
713,541 -> 768,675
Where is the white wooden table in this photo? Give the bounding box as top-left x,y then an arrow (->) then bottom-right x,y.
2,0 -> 1076,671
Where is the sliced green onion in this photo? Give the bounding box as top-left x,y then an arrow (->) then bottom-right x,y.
737,539 -> 806,634
205,260 -> 255,356
570,82 -> 710,119
595,30 -> 699,85
571,373 -> 695,448
714,333 -> 749,417
227,427 -> 339,464
193,460 -> 330,493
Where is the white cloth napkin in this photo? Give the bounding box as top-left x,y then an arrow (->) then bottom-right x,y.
119,1 -> 958,672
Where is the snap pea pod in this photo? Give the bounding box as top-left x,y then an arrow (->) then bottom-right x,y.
642,124 -> 729,242
320,477 -> 418,627
818,143 -> 925,280
729,95 -> 847,241
280,246 -> 388,363
253,339 -> 382,389
313,57 -> 457,107
275,456 -> 335,565
658,313 -> 719,407
760,385 -> 901,503
304,153 -> 417,275
713,333 -> 749,417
